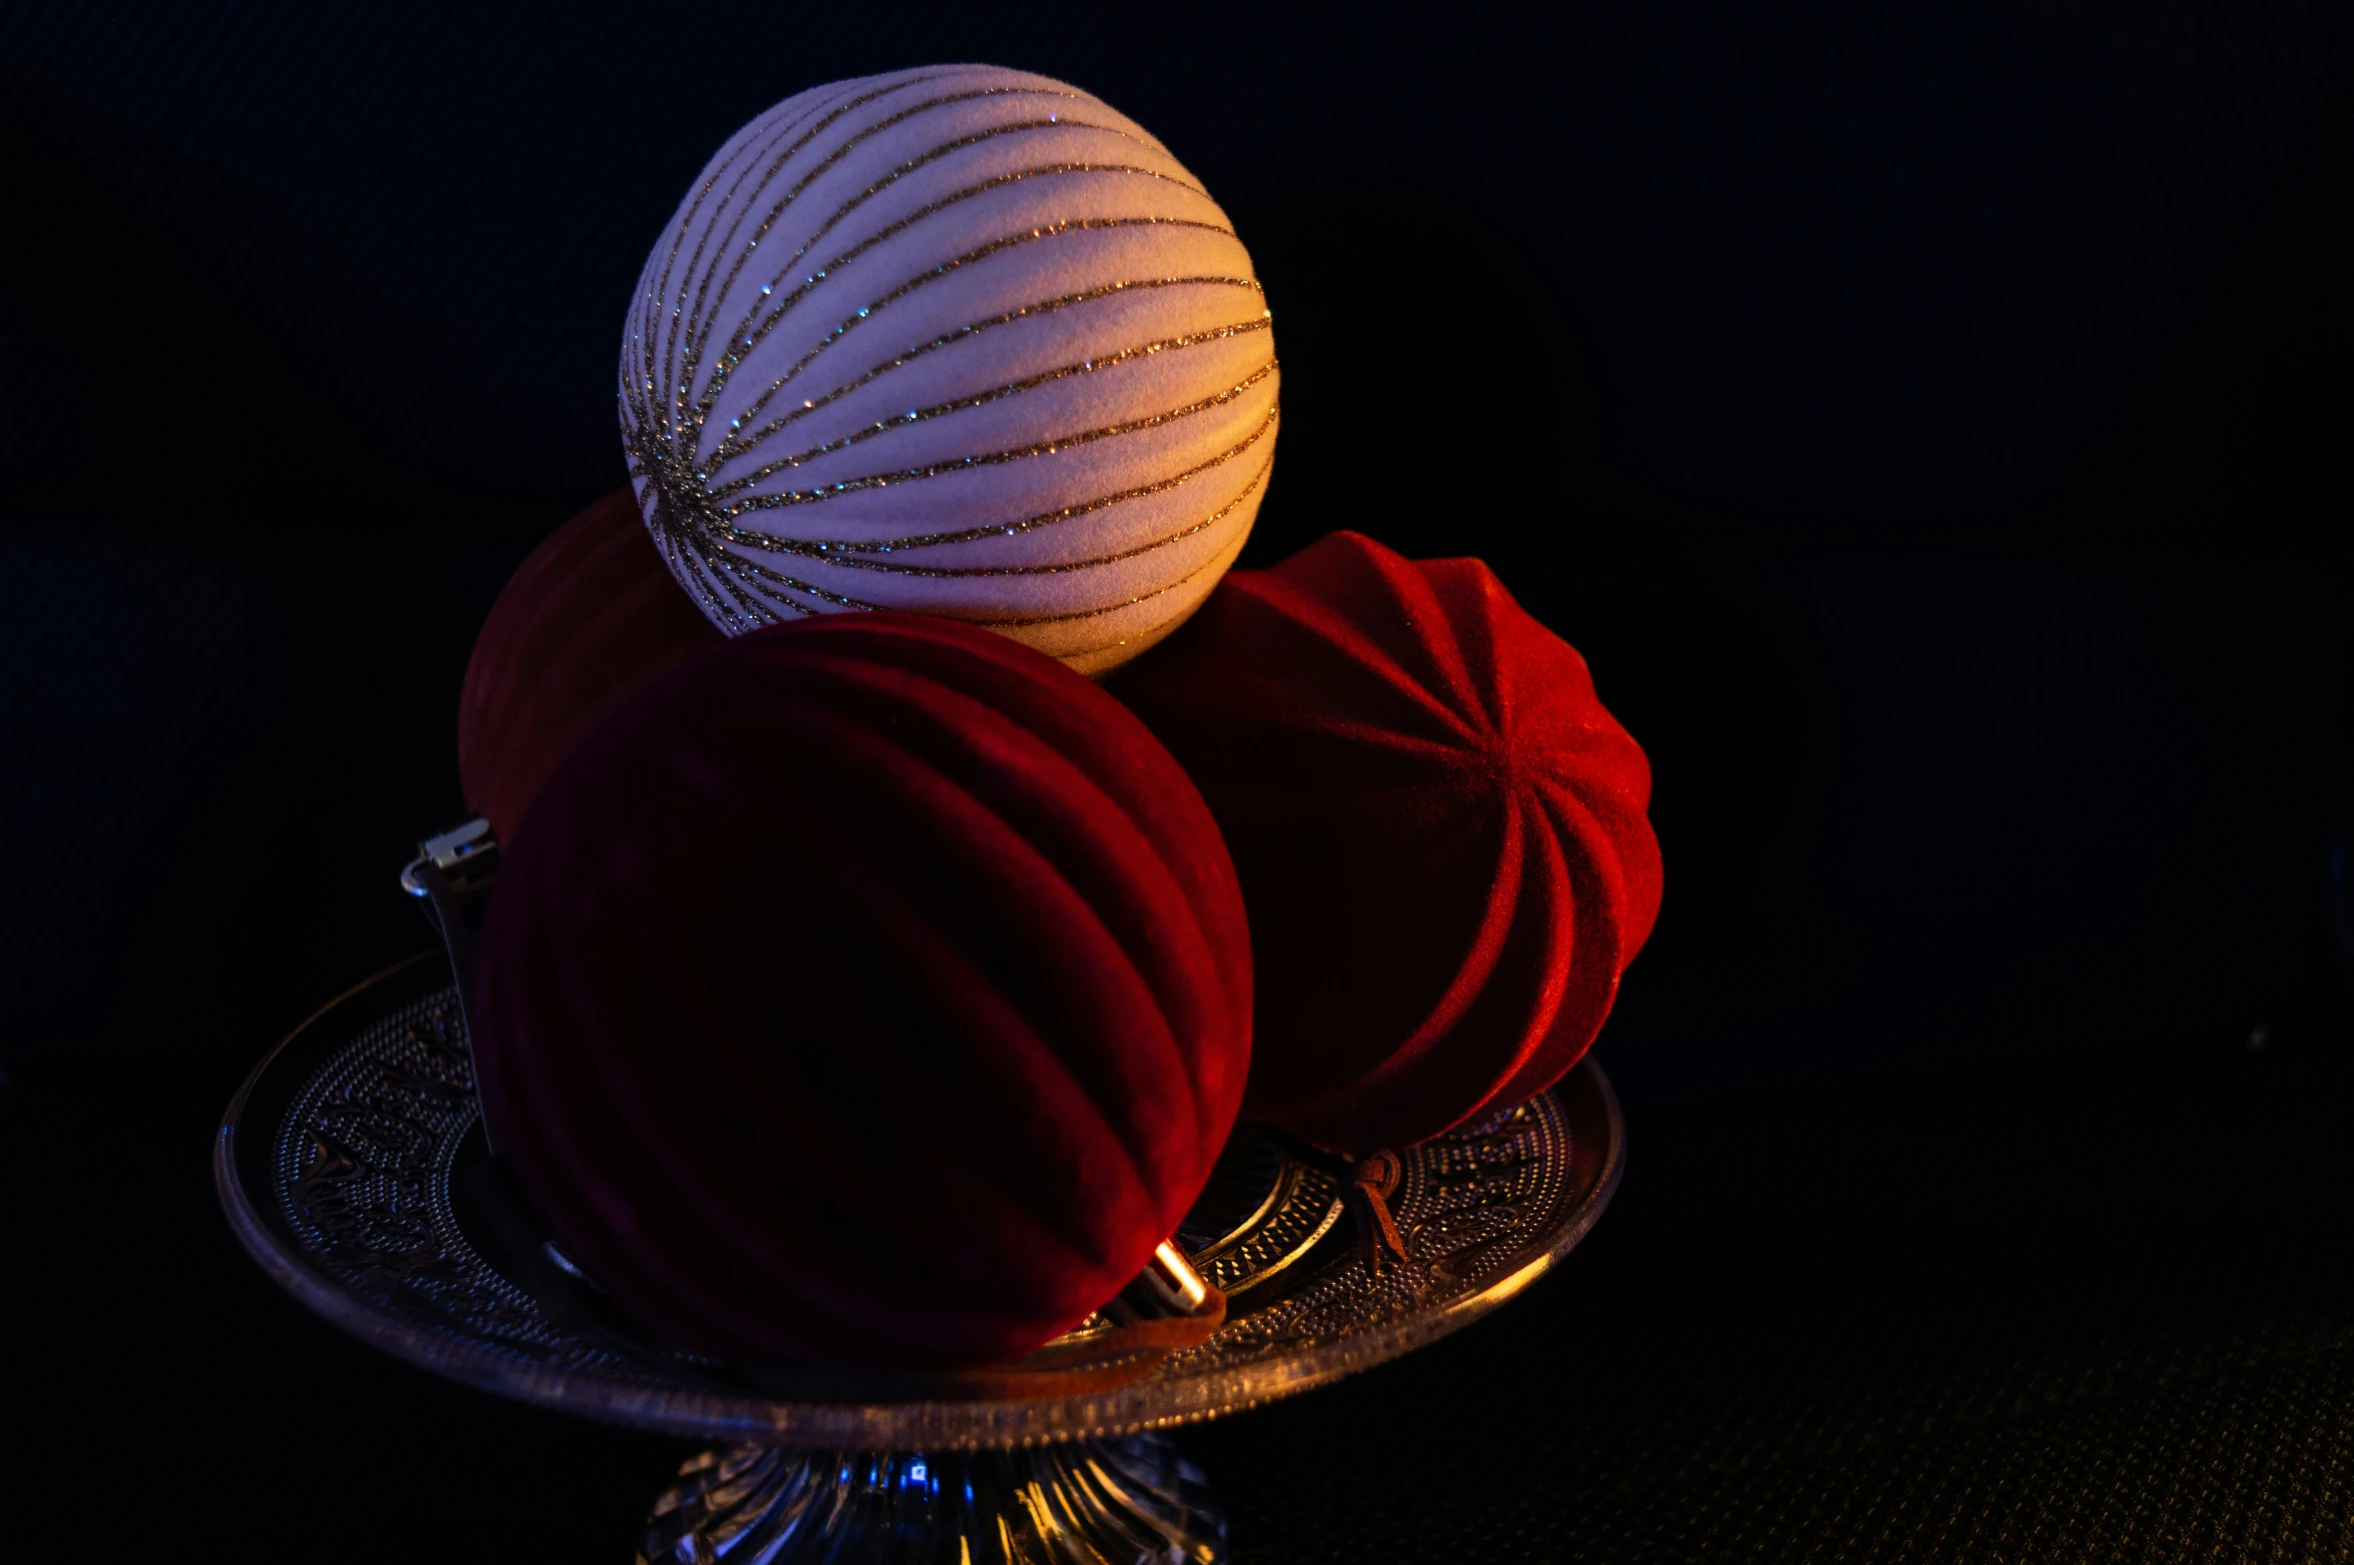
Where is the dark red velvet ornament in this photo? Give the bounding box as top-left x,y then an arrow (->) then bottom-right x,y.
458,486 -> 722,842
1115,531 -> 1661,1152
471,612 -> 1252,1370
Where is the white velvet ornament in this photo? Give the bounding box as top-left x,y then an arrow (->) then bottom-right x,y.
621,64 -> 1279,675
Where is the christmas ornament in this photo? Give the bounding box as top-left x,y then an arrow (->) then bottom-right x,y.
1117,531 -> 1661,1152
471,612 -> 1252,1368
458,487 -> 723,841
622,64 -> 1277,675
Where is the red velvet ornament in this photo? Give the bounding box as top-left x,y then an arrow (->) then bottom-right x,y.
471,613 -> 1252,1370
1115,531 -> 1661,1152
458,487 -> 722,842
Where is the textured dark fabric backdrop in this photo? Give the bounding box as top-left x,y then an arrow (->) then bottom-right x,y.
3,3 -> 2351,1560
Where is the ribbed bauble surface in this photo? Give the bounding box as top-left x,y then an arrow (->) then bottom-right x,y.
457,487 -> 723,842
1117,532 -> 1662,1153
471,613 -> 1253,1369
621,64 -> 1278,676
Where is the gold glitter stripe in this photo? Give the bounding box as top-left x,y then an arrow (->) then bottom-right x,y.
666,214 -> 1240,460
773,447 -> 1275,580
668,80 -> 1032,389
709,274 -> 1263,470
688,156 -> 1226,428
683,65 -> 1182,368
696,160 -> 1226,442
643,79 -> 884,389
676,553 -> 742,622
728,360 -> 1277,511
728,553 -> 877,614
645,76 -> 938,429
624,217 -> 1245,526
684,119 -> 1131,401
968,522 -> 1251,631
718,558 -> 803,624
653,488 -> 798,627
674,529 -> 784,627
640,477 -> 767,624
654,437 -> 1269,624
690,133 -> 1202,418
682,87 -> 1094,400
724,402 -> 1279,557
651,440 -> 1272,633
708,314 -> 1272,498
707,458 -> 1264,623
631,82 -> 872,440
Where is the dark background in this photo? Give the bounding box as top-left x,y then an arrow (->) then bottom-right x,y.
4,3 -> 2351,1559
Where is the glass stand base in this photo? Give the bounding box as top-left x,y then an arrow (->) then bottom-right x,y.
636,1434 -> 1227,1564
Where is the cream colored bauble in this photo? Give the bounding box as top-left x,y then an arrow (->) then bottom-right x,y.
620,64 -> 1278,675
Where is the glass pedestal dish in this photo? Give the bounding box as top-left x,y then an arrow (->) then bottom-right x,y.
216,953 -> 1624,1562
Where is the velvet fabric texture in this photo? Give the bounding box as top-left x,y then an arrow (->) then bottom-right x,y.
471,612 -> 1252,1369
1116,531 -> 1662,1152
458,487 -> 723,841
621,63 -> 1276,675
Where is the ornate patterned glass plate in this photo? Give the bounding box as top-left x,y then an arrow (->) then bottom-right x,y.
216,953 -> 1625,1560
